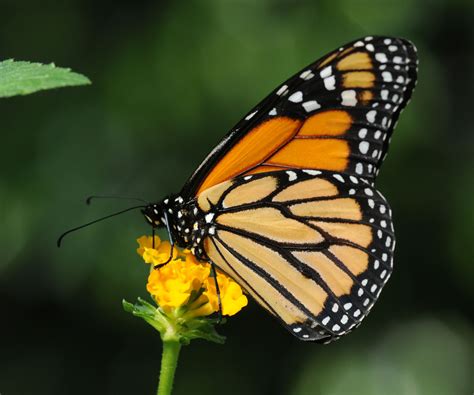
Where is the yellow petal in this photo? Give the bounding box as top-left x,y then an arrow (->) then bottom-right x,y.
222,282 -> 248,316
137,235 -> 161,257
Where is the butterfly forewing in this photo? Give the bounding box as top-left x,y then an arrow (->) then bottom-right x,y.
182,36 -> 418,196
197,170 -> 394,342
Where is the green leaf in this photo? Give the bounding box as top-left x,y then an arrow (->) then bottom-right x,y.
122,299 -> 136,314
0,59 -> 90,98
182,317 -> 226,345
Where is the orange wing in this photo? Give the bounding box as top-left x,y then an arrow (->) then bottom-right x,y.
180,36 -> 418,197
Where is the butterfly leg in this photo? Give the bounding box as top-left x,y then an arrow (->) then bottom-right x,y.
153,212 -> 175,270
209,260 -> 223,323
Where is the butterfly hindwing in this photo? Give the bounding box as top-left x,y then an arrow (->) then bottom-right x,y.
183,36 -> 418,197
197,169 -> 394,342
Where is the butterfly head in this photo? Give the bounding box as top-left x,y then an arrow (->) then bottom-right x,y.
141,202 -> 166,228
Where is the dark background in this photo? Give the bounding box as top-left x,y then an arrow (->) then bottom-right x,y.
0,0 -> 472,394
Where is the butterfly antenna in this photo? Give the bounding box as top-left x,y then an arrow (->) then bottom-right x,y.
86,195 -> 148,205
57,205 -> 145,247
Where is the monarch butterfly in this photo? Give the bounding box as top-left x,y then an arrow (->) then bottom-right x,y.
137,35 -> 419,342
65,36 -> 418,343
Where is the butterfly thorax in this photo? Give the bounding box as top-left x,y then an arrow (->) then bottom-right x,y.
142,195 -> 210,261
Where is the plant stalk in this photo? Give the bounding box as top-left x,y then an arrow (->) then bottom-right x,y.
157,340 -> 181,395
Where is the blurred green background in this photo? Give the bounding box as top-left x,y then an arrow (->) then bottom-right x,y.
1,0 -> 473,394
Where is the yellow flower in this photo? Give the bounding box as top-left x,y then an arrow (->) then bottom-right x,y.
203,271 -> 248,316
136,235 -> 177,266
146,256 -> 210,312
136,235 -> 161,256
136,235 -> 247,317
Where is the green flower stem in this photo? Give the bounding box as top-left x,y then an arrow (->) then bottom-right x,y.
157,340 -> 181,395
123,298 -> 226,393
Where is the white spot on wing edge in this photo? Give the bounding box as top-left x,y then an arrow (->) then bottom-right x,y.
320,66 -> 332,78
393,56 -> 403,64
245,110 -> 257,120
299,69 -> 314,80
358,128 -> 368,138
286,171 -> 297,181
364,188 -> 374,196
302,100 -> 321,112
323,75 -> 336,91
276,85 -> 289,96
302,169 -> 322,176
359,141 -> 370,154
366,43 -> 375,52
288,91 -> 303,103
341,90 -> 357,106
382,71 -> 393,82
350,176 -> 359,183
366,110 -> 377,123
375,53 -> 388,63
